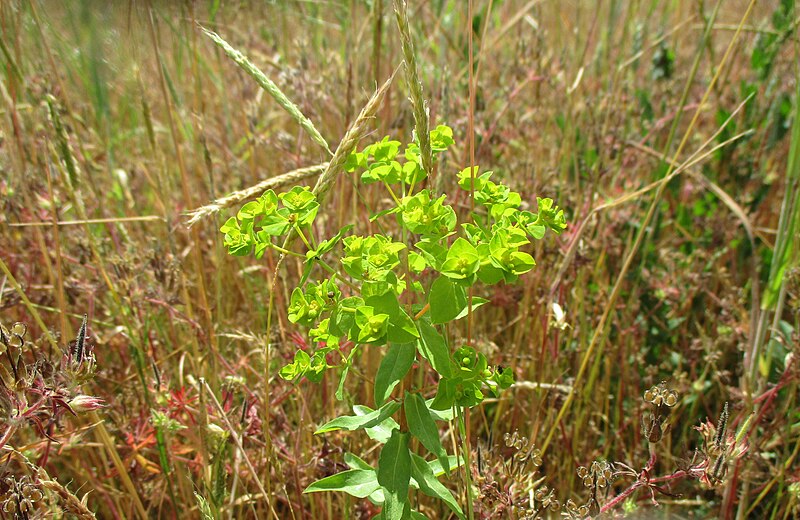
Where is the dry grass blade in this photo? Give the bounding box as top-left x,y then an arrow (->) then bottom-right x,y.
541,126 -> 754,453
311,66 -> 399,202
549,92 -> 755,298
200,378 -> 279,519
393,0 -> 432,176
185,162 -> 328,226
40,479 -> 96,519
9,216 -> 165,228
541,0 -> 757,456
624,138 -> 761,346
199,25 -> 333,156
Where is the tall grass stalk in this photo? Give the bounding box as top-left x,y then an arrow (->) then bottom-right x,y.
735,29 -> 800,520
148,9 -> 218,386
540,0 -> 757,456
200,25 -> 333,156
186,162 -> 329,226
392,0 -> 432,177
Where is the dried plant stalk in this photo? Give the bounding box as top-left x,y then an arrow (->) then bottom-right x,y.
200,25 -> 332,156
185,162 -> 327,226
40,479 -> 96,519
392,0 -> 432,176
312,66 -> 399,202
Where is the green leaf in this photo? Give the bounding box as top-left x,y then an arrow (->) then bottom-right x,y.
371,207 -> 400,222
377,430 -> 412,520
259,211 -> 291,236
279,349 -> 310,381
304,469 -> 380,499
329,296 -> 362,337
427,455 -> 463,477
429,276 -> 467,325
430,124 -> 455,151
430,377 -> 456,410
404,392 -> 449,474
425,399 -> 455,422
335,363 -> 350,401
220,216 -> 239,234
414,239 -> 447,270
491,365 -> 515,391
355,307 -> 389,343
441,238 -> 480,280
457,166 -> 483,191
416,321 -> 453,378
345,452 -> 373,471
279,186 -> 317,211
408,252 -> 427,273
345,151 -> 367,172
315,400 -> 401,434
362,411 -> 400,444
237,200 -> 262,221
375,343 -> 416,406
308,224 -> 354,260
389,309 -> 420,343
526,223 -> 546,240
453,297 -> 489,320
508,251 -> 536,275
365,291 -> 419,343
410,454 -> 465,520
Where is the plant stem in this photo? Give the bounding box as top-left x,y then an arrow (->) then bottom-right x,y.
457,406 -> 475,520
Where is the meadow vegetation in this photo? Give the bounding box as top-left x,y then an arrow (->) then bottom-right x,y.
0,1 -> 799,518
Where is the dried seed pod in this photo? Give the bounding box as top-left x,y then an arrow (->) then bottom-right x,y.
530,448 -> 543,467
10,322 -> 27,339
647,414 -> 664,443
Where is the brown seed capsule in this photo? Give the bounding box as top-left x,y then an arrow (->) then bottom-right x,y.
664,390 -> 679,407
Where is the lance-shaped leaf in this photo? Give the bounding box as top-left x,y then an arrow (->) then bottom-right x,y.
375,343 -> 416,406
304,469 -> 380,498
404,392 -> 449,473
315,400 -> 401,434
377,430 -> 412,520
428,276 -> 467,325
416,321 -> 453,378
410,454 -> 464,520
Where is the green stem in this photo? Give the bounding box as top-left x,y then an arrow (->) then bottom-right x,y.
293,223 -> 314,250
268,242 -> 304,257
316,260 -> 358,291
456,406 -> 475,520
383,180 -> 402,206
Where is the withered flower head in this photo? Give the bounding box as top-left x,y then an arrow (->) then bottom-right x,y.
68,394 -> 105,413
643,381 -> 679,408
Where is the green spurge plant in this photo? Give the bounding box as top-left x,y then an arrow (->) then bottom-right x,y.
220,124 -> 566,519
